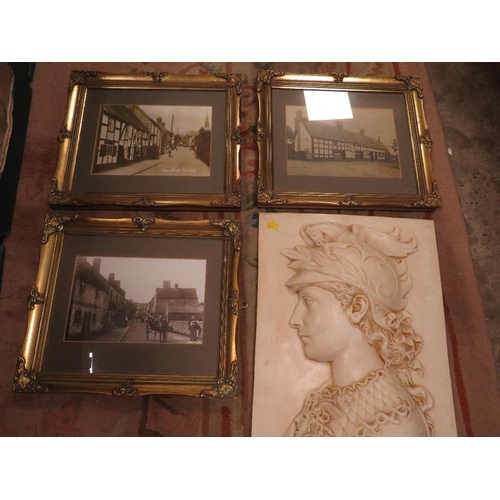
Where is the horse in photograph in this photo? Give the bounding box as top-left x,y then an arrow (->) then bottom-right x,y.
146,315 -> 169,342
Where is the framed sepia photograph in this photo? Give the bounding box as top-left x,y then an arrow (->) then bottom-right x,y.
13,216 -> 241,397
49,71 -> 242,209
253,213 -> 457,436
256,72 -> 441,210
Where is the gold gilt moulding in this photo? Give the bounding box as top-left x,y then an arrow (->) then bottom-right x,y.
256,71 -> 440,210
14,216 -> 241,397
50,71 -> 242,210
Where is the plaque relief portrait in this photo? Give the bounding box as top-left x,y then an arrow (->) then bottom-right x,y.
253,213 -> 457,437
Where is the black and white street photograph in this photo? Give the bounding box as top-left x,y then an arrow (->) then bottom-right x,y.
92,104 -> 212,176
285,105 -> 401,179
65,256 -> 206,344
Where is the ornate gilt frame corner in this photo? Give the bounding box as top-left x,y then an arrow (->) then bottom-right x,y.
51,71 -> 241,210
255,71 -> 440,211
13,216 -> 241,397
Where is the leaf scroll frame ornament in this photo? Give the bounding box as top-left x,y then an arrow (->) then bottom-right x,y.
147,71 -> 169,82
257,175 -> 288,205
132,217 -> 155,232
12,357 -> 49,393
396,75 -> 424,99
112,380 -> 138,396
328,72 -> 349,83
412,182 -> 441,208
132,197 -> 156,207
231,126 -> 247,146
48,179 -> 82,206
216,73 -> 242,95
256,70 -> 285,92
420,129 -> 433,148
68,70 -> 98,92
41,214 -> 79,244
228,290 -> 239,316
338,195 -> 361,207
211,179 -> 241,208
57,124 -> 72,144
201,361 -> 238,398
28,286 -> 45,310
210,220 -> 241,251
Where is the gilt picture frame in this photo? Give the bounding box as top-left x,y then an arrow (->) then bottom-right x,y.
256,72 -> 440,210
49,71 -> 242,209
13,216 -> 241,397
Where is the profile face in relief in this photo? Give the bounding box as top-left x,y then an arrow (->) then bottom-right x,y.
289,285 -> 364,363
280,221 -> 435,437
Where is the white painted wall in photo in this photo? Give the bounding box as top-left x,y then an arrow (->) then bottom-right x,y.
252,213 -> 457,436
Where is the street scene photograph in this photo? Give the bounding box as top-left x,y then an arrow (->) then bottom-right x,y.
285,105 -> 401,178
64,256 -> 206,344
91,104 -> 212,176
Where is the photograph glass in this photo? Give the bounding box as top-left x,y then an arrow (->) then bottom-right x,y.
273,89 -> 414,195
65,256 -> 206,345
93,105 -> 213,177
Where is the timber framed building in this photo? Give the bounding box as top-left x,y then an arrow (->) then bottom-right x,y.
94,105 -> 170,172
293,111 -> 391,162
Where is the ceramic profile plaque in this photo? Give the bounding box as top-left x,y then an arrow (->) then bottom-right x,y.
253,213 -> 457,437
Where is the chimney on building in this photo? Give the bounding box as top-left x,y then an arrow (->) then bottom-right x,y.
163,280 -> 171,289
336,121 -> 344,129
359,128 -> 365,136
92,258 -> 102,273
378,136 -> 381,142
108,273 -> 115,282
174,284 -> 179,289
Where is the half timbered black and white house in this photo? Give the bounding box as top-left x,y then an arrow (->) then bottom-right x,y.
93,105 -> 169,172
292,111 -> 391,162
